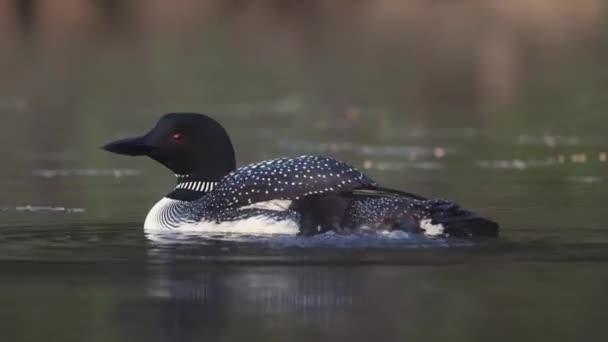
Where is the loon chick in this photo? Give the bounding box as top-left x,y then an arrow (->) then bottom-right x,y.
102,113 -> 499,238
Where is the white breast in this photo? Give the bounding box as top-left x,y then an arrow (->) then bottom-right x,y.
175,216 -> 299,234
144,197 -> 299,234
144,197 -> 181,231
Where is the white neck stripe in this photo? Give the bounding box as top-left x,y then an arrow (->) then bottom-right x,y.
175,181 -> 217,192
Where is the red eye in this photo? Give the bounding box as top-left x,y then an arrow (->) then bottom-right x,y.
171,133 -> 183,141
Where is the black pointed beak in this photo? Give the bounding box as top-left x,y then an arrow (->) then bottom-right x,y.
101,136 -> 156,156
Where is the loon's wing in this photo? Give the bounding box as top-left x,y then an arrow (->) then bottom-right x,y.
202,155 -> 377,209
345,193 -> 499,237
351,186 -> 427,201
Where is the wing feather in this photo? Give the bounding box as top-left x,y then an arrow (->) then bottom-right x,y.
202,155 -> 377,209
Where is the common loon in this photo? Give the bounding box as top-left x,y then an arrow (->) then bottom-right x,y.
102,113 -> 499,238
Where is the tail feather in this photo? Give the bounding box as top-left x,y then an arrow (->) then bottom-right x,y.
440,217 -> 500,237
345,193 -> 499,238
413,199 -> 499,237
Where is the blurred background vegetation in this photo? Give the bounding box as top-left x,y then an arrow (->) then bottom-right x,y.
0,0 -> 607,229
2,0 -> 607,133
1,0 -> 607,223
0,0 -> 606,221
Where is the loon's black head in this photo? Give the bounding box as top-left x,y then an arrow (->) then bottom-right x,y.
102,113 -> 236,181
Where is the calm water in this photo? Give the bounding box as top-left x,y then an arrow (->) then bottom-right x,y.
2,3 -> 608,341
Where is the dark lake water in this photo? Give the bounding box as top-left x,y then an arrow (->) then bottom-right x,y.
2,3 -> 608,341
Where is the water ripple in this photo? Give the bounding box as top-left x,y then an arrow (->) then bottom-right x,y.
4,205 -> 86,213
145,230 -> 460,249
277,140 -> 454,160
476,152 -> 608,170
31,168 -> 142,178
566,176 -> 602,184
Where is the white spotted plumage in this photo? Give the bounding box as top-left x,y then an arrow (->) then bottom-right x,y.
143,155 -> 376,232
106,113 -> 497,238
203,155 -> 376,210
